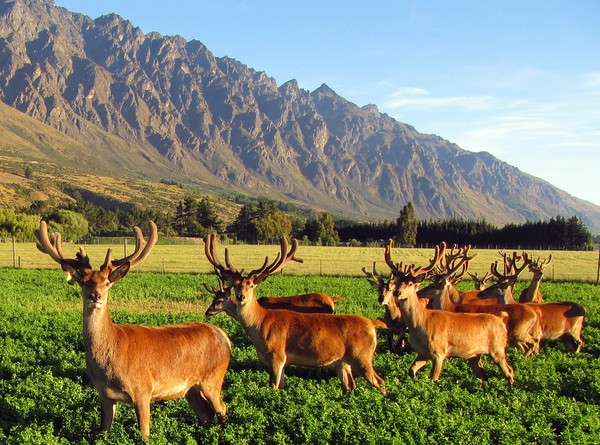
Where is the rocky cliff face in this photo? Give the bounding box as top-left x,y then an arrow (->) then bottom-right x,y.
1,0 -> 599,231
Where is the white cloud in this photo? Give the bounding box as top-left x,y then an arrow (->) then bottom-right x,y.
382,87 -> 495,111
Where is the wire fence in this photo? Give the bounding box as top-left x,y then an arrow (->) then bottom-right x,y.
2,239 -> 599,282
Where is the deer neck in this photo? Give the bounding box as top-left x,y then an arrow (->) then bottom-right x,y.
441,281 -> 460,311
384,295 -> 402,320
395,284 -> 426,330
235,292 -> 268,330
82,303 -> 117,369
522,274 -> 542,302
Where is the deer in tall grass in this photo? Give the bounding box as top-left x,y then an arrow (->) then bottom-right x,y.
384,240 -> 515,384
36,221 -> 230,441
204,234 -> 387,394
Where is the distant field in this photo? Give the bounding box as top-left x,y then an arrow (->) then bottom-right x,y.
1,240 -> 598,282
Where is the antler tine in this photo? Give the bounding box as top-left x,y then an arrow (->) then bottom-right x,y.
35,221 -> 65,264
490,261 -> 503,279
223,248 -> 240,275
384,239 -> 401,275
204,233 -> 225,271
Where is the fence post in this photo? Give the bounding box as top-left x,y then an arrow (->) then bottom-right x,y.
12,236 -> 16,268
596,248 -> 600,285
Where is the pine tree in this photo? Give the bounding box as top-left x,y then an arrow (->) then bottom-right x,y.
396,202 -> 418,247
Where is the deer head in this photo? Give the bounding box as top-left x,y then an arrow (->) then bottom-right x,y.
204,269 -> 237,318
35,220 -> 158,309
362,262 -> 396,307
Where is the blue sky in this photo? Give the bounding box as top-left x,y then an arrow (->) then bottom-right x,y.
54,0 -> 600,207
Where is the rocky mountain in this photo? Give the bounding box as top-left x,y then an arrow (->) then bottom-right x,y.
1,0 -> 599,233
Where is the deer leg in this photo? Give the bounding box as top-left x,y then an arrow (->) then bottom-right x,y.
268,355 -> 286,389
199,381 -> 228,425
336,362 -> 355,392
99,395 -> 116,432
408,355 -> 428,378
467,356 -> 487,382
430,354 -> 446,381
133,398 -> 151,442
186,388 -> 215,427
490,351 -> 515,384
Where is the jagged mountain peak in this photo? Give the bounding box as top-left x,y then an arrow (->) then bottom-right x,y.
0,0 -> 599,233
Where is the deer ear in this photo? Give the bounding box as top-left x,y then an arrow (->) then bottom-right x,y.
109,262 -> 130,283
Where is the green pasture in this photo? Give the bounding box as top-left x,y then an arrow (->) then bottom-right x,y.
0,267 -> 599,444
1,240 -> 598,281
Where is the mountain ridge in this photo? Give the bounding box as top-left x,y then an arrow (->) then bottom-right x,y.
1,0 -> 599,233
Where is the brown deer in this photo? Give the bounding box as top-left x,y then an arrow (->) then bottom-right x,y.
384,240 -> 515,384
204,234 -> 387,394
480,260 -> 586,352
362,263 -> 408,354
204,270 -> 343,318
418,244 -> 541,356
518,253 -> 552,303
36,221 -> 230,442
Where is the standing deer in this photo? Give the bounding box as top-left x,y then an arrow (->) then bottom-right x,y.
384,240 -> 514,384
204,234 -> 387,394
36,221 -> 230,442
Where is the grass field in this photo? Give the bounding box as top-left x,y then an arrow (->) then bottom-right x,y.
0,268 -> 598,444
1,240 -> 599,281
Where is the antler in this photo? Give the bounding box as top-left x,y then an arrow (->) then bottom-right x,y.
467,271 -> 493,290
204,233 -> 241,282
107,221 -> 158,269
249,237 -> 304,284
203,267 -> 231,295
204,234 -> 303,285
362,262 -> 383,285
35,221 -> 91,270
36,220 -> 157,272
384,239 -> 442,282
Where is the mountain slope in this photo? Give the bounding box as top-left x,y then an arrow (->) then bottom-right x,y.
0,0 -> 599,233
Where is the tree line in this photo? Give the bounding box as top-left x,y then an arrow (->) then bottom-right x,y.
0,198 -> 594,250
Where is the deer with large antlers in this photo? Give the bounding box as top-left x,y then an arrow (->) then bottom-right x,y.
418,243 -> 541,356
204,234 -> 386,394
36,221 -> 230,441
204,270 -> 343,318
384,240 -> 514,383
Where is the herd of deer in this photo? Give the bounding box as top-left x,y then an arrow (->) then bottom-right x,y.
34,221 -> 586,441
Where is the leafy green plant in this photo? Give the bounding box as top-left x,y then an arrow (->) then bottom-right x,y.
0,269 -> 598,444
